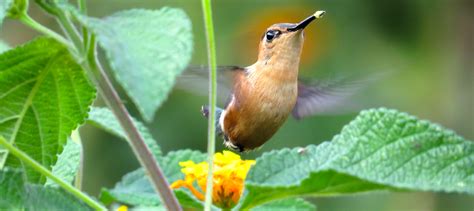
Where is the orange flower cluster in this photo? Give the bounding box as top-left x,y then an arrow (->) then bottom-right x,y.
170,151 -> 255,209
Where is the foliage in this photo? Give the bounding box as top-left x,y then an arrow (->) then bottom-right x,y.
239,108 -> 474,209
44,138 -> 81,187
99,109 -> 474,210
74,8 -> 193,122
0,0 -> 472,210
0,38 -> 95,183
0,168 -> 91,210
100,150 -> 206,209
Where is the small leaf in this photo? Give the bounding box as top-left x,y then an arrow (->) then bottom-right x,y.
0,37 -> 96,183
240,108 -> 474,209
100,150 -> 205,208
87,107 -> 162,159
75,8 -> 193,121
250,198 -> 316,211
45,138 -> 81,187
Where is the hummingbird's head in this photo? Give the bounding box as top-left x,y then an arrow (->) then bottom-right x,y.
257,11 -> 325,67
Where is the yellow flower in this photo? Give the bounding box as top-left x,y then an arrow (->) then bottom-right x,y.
117,205 -> 128,211
170,151 -> 256,209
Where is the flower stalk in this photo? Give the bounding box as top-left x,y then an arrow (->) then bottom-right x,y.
200,0 -> 219,210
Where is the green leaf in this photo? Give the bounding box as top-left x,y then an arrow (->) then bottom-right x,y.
240,146 -> 387,209
1,168 -> 91,210
240,108 -> 474,209
0,168 -> 24,209
0,38 -> 96,183
45,138 -> 81,187
250,198 -> 316,211
0,0 -> 13,26
100,150 -> 205,208
75,8 -> 193,122
87,107 -> 162,159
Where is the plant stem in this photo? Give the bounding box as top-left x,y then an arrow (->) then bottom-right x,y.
18,14 -> 71,49
55,12 -> 182,211
201,0 -> 218,210
77,0 -> 89,50
0,137 -> 106,210
84,36 -> 182,211
56,12 -> 84,55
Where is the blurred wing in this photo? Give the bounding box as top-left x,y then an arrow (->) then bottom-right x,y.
175,66 -> 244,104
292,76 -> 371,119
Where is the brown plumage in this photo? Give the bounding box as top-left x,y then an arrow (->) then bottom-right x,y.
179,11 -> 366,152
221,24 -> 304,151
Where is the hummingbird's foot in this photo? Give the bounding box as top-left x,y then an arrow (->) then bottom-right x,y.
201,106 -> 209,117
223,138 -> 244,153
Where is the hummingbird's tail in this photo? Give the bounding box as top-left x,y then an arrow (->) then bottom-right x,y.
201,105 -> 224,136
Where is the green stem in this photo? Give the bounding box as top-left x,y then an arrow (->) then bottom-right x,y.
56,12 -> 182,211
201,0 -> 218,210
77,0 -> 89,50
55,12 -> 84,55
18,14 -> 71,49
0,137 -> 106,210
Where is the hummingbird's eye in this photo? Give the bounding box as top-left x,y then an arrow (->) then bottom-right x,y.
265,30 -> 280,42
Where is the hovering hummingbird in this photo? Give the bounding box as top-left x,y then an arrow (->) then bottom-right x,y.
180,11 -> 362,152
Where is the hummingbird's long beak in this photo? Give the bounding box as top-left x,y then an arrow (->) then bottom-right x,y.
287,10 -> 325,32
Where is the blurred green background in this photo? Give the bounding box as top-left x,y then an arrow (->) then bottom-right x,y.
1,0 -> 473,210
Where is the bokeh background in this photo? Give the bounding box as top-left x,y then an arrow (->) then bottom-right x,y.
1,0 -> 473,210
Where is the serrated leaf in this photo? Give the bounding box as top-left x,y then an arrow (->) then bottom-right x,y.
75,8 -> 193,122
1,168 -> 92,210
240,108 -> 474,209
0,38 -> 96,183
241,147 -> 387,209
0,168 -> 23,209
250,198 -> 316,211
330,108 -> 474,193
45,138 -> 81,187
0,0 -> 13,26
100,150 -> 205,208
87,107 -> 162,159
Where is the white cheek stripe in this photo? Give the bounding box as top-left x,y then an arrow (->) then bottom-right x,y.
219,109 -> 226,134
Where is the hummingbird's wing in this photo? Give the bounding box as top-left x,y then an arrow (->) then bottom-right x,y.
292,76 -> 369,119
175,66 -> 245,104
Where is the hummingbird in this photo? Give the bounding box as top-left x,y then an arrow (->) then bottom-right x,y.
180,11 -> 360,152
